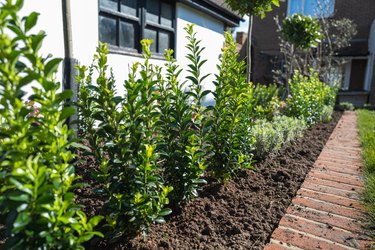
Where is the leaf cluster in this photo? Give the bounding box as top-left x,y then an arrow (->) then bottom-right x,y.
281,14 -> 322,50
157,25 -> 209,205
224,0 -> 280,18
251,83 -> 283,121
286,70 -> 336,124
208,32 -> 255,181
0,1 -> 102,248
76,41 -> 172,238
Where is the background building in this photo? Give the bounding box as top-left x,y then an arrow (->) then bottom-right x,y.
239,0 -> 375,107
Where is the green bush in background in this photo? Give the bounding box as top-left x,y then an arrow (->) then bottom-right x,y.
286,70 -> 336,125
337,102 -> 355,111
251,83 -> 283,121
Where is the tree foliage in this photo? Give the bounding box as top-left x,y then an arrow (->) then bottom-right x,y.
281,14 -> 322,50
225,0 -> 279,17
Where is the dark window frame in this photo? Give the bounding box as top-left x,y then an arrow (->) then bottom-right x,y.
98,0 -> 176,58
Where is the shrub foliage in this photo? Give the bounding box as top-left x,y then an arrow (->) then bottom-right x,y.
209,32 -> 254,180
156,25 -> 209,204
0,1 -> 102,249
76,41 -> 172,238
0,2 -> 339,245
286,70 -> 336,124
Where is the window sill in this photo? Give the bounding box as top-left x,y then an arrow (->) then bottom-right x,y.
107,45 -> 167,61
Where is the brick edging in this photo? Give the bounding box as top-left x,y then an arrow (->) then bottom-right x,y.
264,111 -> 372,250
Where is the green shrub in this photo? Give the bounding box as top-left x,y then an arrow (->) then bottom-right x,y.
0,1 -> 102,248
337,102 -> 355,111
321,105 -> 334,123
156,45 -> 207,204
251,120 -> 283,159
274,116 -> 306,143
76,41 -> 172,238
286,70 -> 336,124
251,83 -> 282,121
208,32 -> 254,181
251,116 -> 306,159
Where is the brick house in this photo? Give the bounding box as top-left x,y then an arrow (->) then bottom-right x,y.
238,0 -> 375,107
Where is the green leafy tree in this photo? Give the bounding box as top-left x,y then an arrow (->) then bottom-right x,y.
274,1 -> 357,88
280,14 -> 322,96
0,0 -> 102,248
281,14 -> 322,50
224,0 -> 280,82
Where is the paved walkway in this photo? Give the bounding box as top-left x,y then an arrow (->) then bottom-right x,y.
265,111 -> 372,250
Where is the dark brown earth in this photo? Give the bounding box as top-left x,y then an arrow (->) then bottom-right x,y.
0,111 -> 342,249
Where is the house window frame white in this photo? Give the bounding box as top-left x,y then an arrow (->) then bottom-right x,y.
287,0 -> 335,18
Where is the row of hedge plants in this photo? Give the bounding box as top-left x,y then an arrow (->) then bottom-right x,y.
75,25 -> 337,241
0,1 -> 338,247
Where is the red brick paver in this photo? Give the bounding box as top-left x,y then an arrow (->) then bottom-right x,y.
265,112 -> 372,250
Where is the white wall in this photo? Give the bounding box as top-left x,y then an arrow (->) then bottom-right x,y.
18,1 -> 226,104
20,0 -> 64,96
176,3 -> 225,104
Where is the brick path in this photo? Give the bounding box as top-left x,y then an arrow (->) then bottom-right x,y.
264,111 -> 372,250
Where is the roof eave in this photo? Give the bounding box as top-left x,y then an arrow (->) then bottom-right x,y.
177,0 -> 243,27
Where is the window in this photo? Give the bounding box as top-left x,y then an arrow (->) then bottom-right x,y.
98,0 -> 175,55
288,0 -> 334,18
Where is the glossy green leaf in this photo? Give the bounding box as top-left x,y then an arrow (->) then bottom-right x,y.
44,58 -> 62,78
24,12 -> 39,32
59,106 -> 76,121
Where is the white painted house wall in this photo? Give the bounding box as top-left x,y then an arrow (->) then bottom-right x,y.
20,1 -> 226,104
19,1 -> 65,96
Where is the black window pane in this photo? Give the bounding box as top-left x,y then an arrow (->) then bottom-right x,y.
99,15 -> 117,45
144,28 -> 157,52
161,2 -> 172,27
121,0 -> 137,16
146,0 -> 159,24
99,0 -> 118,10
120,21 -> 135,48
158,31 -> 170,53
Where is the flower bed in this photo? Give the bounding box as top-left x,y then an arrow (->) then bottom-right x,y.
76,111 -> 342,249
0,3 -> 341,249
